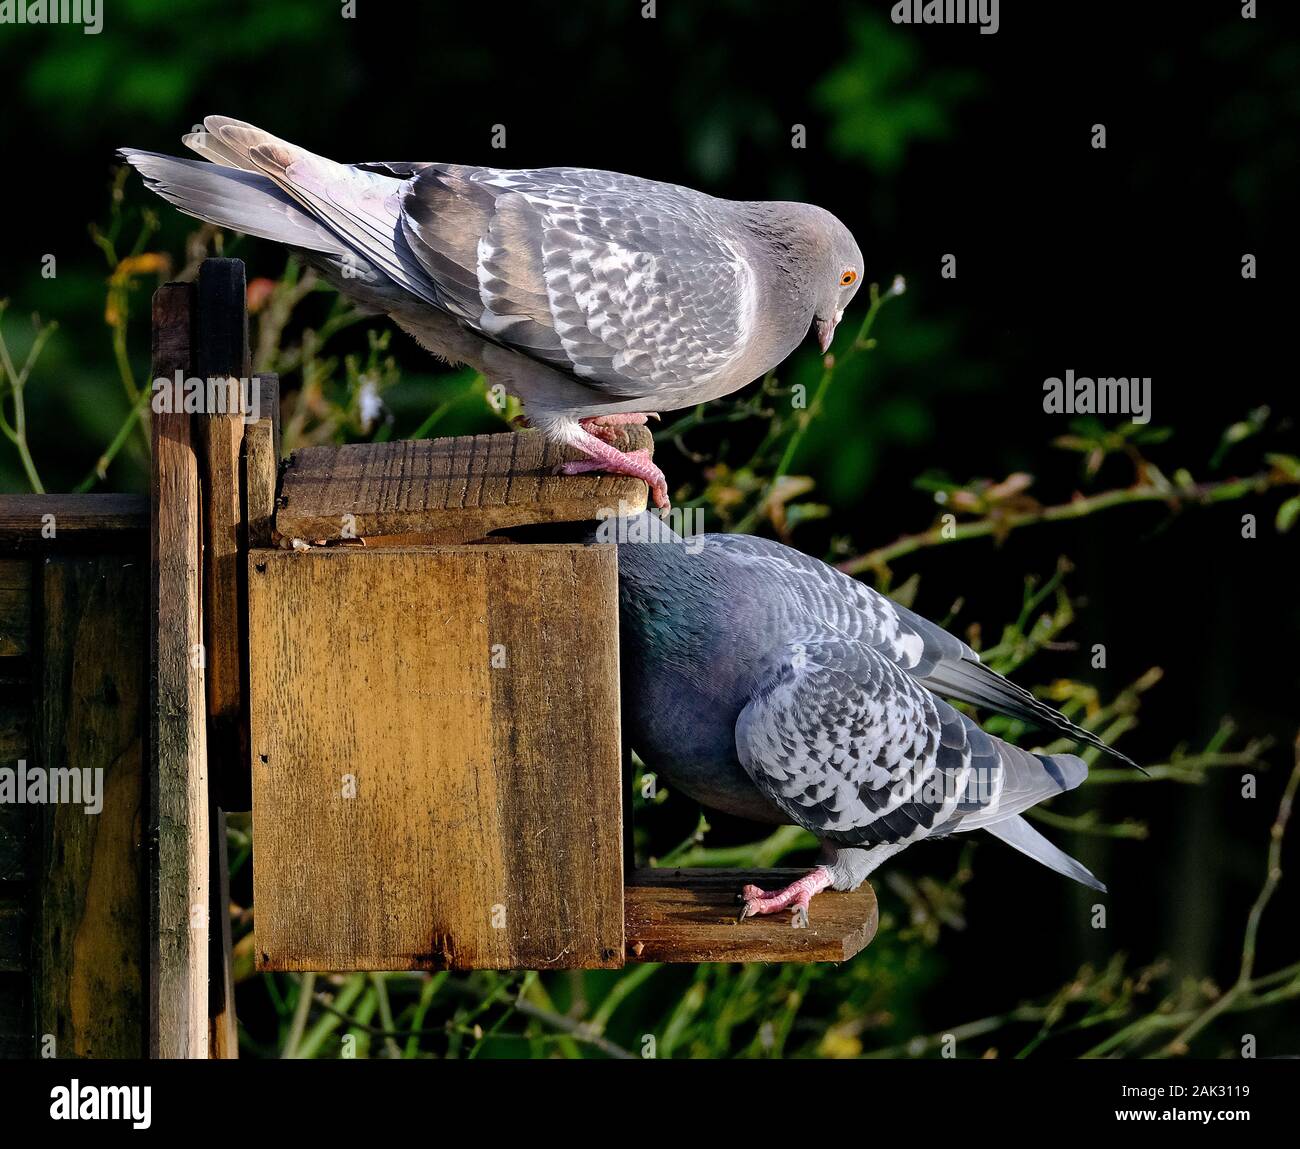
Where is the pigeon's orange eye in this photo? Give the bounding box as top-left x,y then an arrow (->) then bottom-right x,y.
840,269 -> 857,287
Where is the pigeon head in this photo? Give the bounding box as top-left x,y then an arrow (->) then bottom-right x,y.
810,211 -> 865,354
737,200 -> 864,357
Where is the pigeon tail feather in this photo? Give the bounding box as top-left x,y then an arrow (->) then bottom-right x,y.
922,656 -> 1145,774
115,149 -> 348,256
984,814 -> 1107,893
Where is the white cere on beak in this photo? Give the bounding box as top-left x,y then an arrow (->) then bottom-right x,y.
835,308 -> 844,324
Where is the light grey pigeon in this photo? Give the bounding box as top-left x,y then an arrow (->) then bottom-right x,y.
611,513 -> 1137,918
119,116 -> 865,507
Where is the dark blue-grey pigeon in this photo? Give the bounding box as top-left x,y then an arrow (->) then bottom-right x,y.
119,116 -> 865,507
611,513 -> 1137,918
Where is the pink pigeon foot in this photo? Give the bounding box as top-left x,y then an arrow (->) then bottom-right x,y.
579,412 -> 657,444
559,426 -> 670,509
737,867 -> 834,921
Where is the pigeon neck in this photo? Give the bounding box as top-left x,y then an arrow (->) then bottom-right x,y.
737,203 -> 824,329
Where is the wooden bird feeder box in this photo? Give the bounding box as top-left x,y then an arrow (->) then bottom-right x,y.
247,429 -> 878,971
247,442 -> 633,971
1,258 -> 873,1060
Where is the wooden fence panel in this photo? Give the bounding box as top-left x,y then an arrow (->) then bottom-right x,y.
0,502 -> 148,1059
36,556 -> 147,1057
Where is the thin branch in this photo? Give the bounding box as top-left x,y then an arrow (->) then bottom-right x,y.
306,980 -> 640,1060
0,305 -> 56,492
838,471 -> 1288,577
280,972 -> 317,1059
735,276 -> 904,534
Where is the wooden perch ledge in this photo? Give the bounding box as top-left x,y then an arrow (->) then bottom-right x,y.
626,869 -> 878,964
274,425 -> 654,546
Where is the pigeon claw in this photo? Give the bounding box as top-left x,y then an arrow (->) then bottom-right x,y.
563,425 -> 672,509
735,868 -> 833,922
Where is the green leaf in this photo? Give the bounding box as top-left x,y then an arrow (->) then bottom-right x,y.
1276,494 -> 1300,533
1266,453 -> 1300,481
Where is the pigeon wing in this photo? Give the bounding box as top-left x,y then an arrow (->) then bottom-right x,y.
735,634 -> 1092,850
734,634 -> 988,848
713,534 -> 1140,770
400,166 -> 756,398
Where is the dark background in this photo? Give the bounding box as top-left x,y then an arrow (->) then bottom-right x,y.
1,1 -> 1296,1053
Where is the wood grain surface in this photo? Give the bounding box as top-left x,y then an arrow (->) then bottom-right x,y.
275,426 -> 653,545
36,555 -> 147,1058
148,282 -> 209,1058
249,543 -> 625,971
625,868 -> 878,964
0,560 -> 31,657
0,495 -> 147,552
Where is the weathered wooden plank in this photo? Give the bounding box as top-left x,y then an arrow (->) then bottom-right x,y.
208,807 -> 238,1059
35,556 -> 148,1058
149,281 -> 209,1059
243,374 -> 280,549
195,260 -> 253,1055
483,543 -> 625,965
275,426 -> 653,546
0,899 -> 27,972
249,543 -> 624,971
0,818 -> 27,886
625,869 -> 878,964
0,695 -> 26,760
0,694 -> 31,882
196,259 -> 251,814
0,559 -> 31,657
0,973 -> 29,1057
0,495 -> 148,550
195,258 -> 250,386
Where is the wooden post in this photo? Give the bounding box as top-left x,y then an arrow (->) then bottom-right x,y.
149,282 -> 209,1058
227,369 -> 279,1042
243,373 -> 280,549
207,808 -> 237,1059
195,258 -> 251,813
194,259 -> 257,1058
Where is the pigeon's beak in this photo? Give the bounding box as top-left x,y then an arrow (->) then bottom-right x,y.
814,309 -> 844,354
